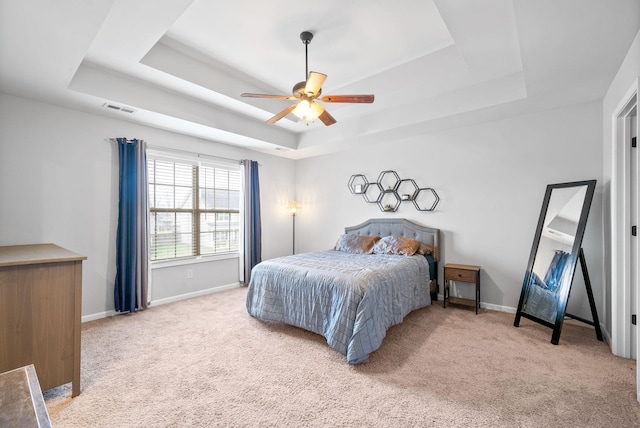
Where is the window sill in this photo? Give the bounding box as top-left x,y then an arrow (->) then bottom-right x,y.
151,253 -> 239,270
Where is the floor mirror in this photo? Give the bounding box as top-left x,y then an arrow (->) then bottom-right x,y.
513,179 -> 603,344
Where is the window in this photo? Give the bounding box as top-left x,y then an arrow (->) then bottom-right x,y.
147,154 -> 240,261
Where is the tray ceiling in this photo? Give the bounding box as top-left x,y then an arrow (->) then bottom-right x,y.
1,0 -> 638,158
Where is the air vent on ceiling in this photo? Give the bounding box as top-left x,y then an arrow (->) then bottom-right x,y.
274,147 -> 290,151
102,102 -> 135,114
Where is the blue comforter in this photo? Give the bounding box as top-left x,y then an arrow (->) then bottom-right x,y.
246,250 -> 431,364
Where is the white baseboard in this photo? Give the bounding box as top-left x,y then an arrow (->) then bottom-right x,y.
437,295 -> 612,346
481,302 -> 517,314
436,294 -> 516,314
82,310 -> 117,323
600,324 -> 612,345
86,288 -> 611,347
150,282 -> 241,307
81,283 -> 241,323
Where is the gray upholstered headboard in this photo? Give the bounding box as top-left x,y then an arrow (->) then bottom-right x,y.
344,218 -> 440,262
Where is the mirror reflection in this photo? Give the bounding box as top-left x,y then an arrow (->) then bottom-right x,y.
521,185 -> 588,324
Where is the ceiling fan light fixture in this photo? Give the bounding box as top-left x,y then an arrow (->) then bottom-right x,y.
241,30 -> 374,126
292,100 -> 324,124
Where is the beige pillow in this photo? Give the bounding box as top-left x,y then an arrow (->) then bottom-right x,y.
371,236 -> 421,256
416,242 -> 434,255
334,234 -> 380,254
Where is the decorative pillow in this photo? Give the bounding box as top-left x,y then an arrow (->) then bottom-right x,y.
371,235 -> 421,256
416,242 -> 434,256
334,234 -> 380,254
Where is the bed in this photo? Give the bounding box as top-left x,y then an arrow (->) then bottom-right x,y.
246,218 -> 440,364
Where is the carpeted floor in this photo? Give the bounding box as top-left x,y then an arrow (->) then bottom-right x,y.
45,287 -> 639,427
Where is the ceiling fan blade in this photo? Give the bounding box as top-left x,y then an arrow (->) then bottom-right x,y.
319,94 -> 375,103
242,93 -> 295,100
317,109 -> 337,126
304,72 -> 327,96
266,104 -> 297,124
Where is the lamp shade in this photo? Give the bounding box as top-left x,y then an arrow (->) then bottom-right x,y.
287,201 -> 301,215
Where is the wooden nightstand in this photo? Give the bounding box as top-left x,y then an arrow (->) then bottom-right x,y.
443,263 -> 481,314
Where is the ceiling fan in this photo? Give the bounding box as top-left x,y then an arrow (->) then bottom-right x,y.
241,31 -> 374,126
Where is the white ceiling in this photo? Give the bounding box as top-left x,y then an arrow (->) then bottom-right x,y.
1,0 -> 638,159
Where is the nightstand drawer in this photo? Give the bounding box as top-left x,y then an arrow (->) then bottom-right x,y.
444,268 -> 477,283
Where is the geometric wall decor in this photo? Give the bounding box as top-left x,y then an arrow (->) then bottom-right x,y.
348,170 -> 440,212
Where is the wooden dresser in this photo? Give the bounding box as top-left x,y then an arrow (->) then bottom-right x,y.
0,243 -> 86,397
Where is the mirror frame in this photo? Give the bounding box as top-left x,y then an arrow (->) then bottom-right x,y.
514,179 -> 597,344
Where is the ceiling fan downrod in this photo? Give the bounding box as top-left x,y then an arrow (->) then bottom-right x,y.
300,31 -> 313,80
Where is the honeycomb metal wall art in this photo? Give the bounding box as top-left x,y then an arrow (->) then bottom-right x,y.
347,170 -> 440,212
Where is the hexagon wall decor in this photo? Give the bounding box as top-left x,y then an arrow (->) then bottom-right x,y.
348,171 -> 439,212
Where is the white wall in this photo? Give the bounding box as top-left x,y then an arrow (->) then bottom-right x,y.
0,93 -> 296,320
295,101 -> 604,321
0,87 -> 613,330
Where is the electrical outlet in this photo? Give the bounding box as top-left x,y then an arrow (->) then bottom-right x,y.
186,269 -> 194,279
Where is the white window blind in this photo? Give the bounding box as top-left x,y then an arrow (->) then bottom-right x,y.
147,151 -> 240,261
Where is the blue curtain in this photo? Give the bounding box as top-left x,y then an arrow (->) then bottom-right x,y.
114,138 -> 149,312
543,250 -> 570,292
241,160 -> 262,284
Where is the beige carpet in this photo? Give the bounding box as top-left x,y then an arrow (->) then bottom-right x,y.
45,287 -> 639,427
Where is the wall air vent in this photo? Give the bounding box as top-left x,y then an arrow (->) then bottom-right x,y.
102,102 -> 135,114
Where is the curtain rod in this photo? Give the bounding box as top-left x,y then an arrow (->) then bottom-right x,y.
106,138 -> 260,165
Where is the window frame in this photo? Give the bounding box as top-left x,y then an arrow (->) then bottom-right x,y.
146,150 -> 241,263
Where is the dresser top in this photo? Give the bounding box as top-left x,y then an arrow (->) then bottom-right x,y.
0,243 -> 86,267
